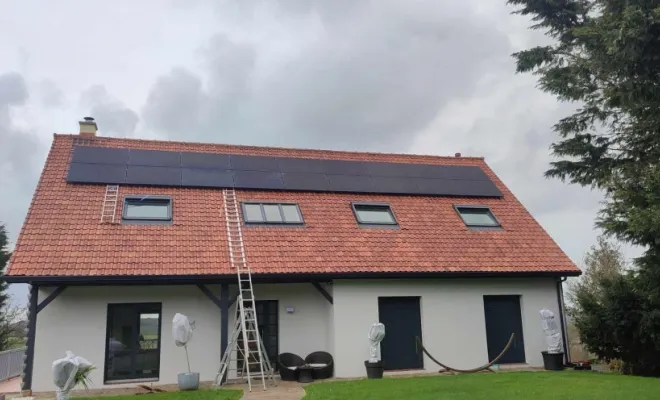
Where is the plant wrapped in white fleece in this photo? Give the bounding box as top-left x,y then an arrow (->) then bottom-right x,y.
368,323 -> 386,363
172,313 -> 195,372
52,351 -> 94,400
540,309 -> 563,353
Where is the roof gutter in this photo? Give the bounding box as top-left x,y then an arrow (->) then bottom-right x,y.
3,270 -> 581,286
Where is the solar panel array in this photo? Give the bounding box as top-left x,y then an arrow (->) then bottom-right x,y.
67,146 -> 503,197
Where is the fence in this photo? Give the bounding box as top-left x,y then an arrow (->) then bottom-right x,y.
0,348 -> 25,382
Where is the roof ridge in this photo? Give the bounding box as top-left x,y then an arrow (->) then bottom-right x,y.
53,133 -> 486,161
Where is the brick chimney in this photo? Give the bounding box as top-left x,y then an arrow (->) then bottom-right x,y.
79,117 -> 97,137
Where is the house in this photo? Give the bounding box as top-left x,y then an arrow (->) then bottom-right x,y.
4,119 -> 580,392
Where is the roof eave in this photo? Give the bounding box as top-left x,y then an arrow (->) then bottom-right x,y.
3,270 -> 581,286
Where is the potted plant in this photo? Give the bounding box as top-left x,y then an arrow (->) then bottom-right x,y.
365,323 -> 385,379
539,309 -> 565,370
173,313 -> 200,390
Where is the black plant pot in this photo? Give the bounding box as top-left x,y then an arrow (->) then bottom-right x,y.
365,360 -> 384,379
541,351 -> 564,371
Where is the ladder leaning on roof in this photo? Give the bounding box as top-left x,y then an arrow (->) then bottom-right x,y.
214,188 -> 276,391
100,184 -> 119,223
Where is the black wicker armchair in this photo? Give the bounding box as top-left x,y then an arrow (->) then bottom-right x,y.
304,351 -> 334,380
278,352 -> 305,381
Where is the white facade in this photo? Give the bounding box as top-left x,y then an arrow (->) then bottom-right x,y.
331,278 -> 560,377
32,278 -> 560,392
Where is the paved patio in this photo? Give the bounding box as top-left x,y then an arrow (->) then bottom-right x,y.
0,377 -> 22,394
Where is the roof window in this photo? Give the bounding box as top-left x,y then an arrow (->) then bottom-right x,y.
122,196 -> 172,224
352,203 -> 397,226
454,205 -> 501,228
242,203 -> 304,225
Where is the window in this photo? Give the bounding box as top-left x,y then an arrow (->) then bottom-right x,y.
352,203 -> 397,225
105,303 -> 162,382
455,205 -> 501,228
122,196 -> 172,224
241,203 -> 304,225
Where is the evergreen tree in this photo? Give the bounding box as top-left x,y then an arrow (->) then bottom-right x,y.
509,0 -> 660,375
0,223 -> 12,350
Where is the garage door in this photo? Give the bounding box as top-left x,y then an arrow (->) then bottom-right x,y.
378,297 -> 423,370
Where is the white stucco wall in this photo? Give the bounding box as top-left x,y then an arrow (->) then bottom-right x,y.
32,278 -> 561,390
331,278 -> 560,378
33,283 -> 331,392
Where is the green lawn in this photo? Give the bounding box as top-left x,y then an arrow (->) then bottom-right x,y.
77,390 -> 242,400
303,371 -> 660,400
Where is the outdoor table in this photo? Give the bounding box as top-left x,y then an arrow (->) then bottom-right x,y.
297,365 -> 314,383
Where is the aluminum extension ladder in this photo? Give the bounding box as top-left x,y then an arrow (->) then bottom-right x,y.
214,189 -> 276,391
100,184 -> 119,223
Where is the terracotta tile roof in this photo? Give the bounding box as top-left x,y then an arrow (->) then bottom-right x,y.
5,134 -> 579,279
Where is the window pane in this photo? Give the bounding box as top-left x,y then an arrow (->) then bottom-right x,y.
125,199 -> 169,219
355,205 -> 396,224
281,205 -> 302,223
263,204 -> 283,222
459,208 -> 498,226
138,313 -> 160,350
244,204 -> 264,222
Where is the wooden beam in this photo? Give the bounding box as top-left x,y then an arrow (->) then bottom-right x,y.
219,283 -> 229,384
36,286 -> 66,314
197,284 -> 222,309
23,285 -> 39,392
312,282 -> 333,304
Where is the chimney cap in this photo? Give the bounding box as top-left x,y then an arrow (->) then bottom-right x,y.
83,116 -> 95,122
454,152 -> 461,157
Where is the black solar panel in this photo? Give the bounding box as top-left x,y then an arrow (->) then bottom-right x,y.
67,163 -> 127,184
67,146 -> 502,197
126,166 -> 182,186
230,155 -> 280,171
413,177 -> 503,197
71,147 -> 129,165
371,176 -> 420,194
423,165 -> 489,180
277,157 -> 327,174
282,173 -> 331,191
233,170 -> 284,190
446,179 -> 502,197
365,162 -> 411,177
323,160 -> 369,176
327,174 -> 374,192
181,168 -> 234,188
180,152 -> 231,169
129,149 -> 181,167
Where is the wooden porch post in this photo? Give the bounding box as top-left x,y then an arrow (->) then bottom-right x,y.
22,284 -> 39,394
220,283 -> 229,383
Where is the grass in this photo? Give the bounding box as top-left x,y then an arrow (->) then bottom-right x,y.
76,389 -> 243,400
303,371 -> 660,400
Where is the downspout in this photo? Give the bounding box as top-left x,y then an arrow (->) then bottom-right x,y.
556,277 -> 571,365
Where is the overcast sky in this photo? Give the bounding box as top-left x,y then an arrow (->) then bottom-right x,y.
0,0 -> 639,304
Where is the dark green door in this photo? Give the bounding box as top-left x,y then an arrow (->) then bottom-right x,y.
378,297 -> 423,370
483,295 -> 526,363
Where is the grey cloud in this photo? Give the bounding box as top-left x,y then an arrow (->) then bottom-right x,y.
38,79 -> 65,108
0,72 -> 45,240
0,72 -> 28,109
80,85 -> 139,137
142,1 -> 512,151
